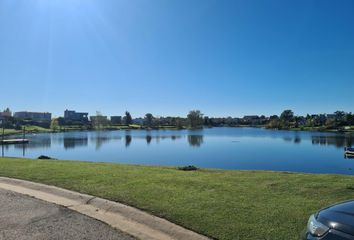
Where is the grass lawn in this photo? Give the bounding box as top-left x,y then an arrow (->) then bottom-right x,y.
1,126 -> 52,136
1,157 -> 354,240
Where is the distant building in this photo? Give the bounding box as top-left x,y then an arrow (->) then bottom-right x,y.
90,115 -> 108,123
243,115 -> 259,121
14,111 -> 52,122
132,118 -> 144,125
111,116 -> 122,125
0,108 -> 12,119
64,110 -> 89,123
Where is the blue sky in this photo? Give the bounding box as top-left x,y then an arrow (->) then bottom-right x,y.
0,0 -> 353,118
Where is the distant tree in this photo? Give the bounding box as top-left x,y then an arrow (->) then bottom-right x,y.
124,111 -> 132,125
203,116 -> 210,126
50,118 -> 59,131
279,110 -> 294,129
334,111 -> 346,126
347,113 -> 354,125
92,111 -> 108,129
280,110 -> 294,122
175,117 -> 184,129
187,110 -> 204,128
144,113 -> 154,127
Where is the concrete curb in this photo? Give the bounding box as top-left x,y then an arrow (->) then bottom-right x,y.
0,177 -> 210,240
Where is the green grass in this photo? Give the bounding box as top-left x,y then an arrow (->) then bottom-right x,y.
1,157 -> 354,240
1,126 -> 52,136
1,129 -> 21,135
25,125 -> 52,132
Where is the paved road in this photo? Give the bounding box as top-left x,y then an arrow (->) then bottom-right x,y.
0,189 -> 135,240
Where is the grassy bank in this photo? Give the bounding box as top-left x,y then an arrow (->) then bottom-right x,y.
1,125 -> 52,136
0,157 -> 354,239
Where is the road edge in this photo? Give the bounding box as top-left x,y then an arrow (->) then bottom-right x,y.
0,177 -> 210,240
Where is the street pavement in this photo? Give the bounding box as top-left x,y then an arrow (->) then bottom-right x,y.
0,189 -> 136,240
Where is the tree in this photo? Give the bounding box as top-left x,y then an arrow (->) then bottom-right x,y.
175,117 -> 183,129
144,113 -> 154,127
347,113 -> 354,125
280,110 -> 294,122
92,111 -> 108,129
187,110 -> 204,128
50,118 -> 59,131
334,111 -> 346,126
124,111 -> 132,125
280,110 -> 294,129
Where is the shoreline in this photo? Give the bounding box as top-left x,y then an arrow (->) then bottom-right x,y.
2,125 -> 353,138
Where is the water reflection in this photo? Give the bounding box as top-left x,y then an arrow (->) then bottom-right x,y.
146,135 -> 152,145
188,135 -> 204,147
125,135 -> 132,147
94,136 -> 112,150
64,137 -> 88,149
15,135 -> 51,149
312,136 -> 353,148
4,128 -> 354,175
294,137 -> 301,144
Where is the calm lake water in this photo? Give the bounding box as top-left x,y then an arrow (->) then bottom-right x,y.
2,127 -> 354,175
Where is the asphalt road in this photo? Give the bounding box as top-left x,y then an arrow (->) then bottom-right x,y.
0,189 -> 136,240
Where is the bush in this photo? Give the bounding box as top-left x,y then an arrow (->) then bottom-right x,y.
38,155 -> 55,160
178,165 -> 198,171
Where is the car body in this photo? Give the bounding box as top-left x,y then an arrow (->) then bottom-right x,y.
303,200 -> 354,239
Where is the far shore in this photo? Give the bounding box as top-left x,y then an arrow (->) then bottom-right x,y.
2,124 -> 354,138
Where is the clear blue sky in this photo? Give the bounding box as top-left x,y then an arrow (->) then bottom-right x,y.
0,0 -> 353,118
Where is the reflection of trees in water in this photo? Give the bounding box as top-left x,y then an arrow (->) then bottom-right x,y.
146,135 -> 152,145
294,137 -> 301,144
125,135 -> 132,147
139,135 -> 182,145
188,135 -> 204,147
90,132 -> 122,150
312,136 -> 353,148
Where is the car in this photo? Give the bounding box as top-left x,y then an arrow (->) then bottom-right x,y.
303,200 -> 354,239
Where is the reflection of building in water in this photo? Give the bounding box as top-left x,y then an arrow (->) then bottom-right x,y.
14,137 -> 51,149
312,136 -> 353,148
64,137 -> 88,149
188,135 -> 204,147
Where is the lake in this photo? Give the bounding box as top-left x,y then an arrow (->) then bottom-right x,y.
2,127 -> 354,175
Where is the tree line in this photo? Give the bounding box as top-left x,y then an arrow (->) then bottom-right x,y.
1,108 -> 354,131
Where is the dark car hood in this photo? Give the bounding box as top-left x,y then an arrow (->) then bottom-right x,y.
318,200 -> 354,236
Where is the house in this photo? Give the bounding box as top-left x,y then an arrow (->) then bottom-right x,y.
132,118 -> 144,125
90,115 -> 109,125
64,110 -> 89,123
243,115 -> 259,121
14,111 -> 52,122
110,116 -> 122,125
0,108 -> 11,118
